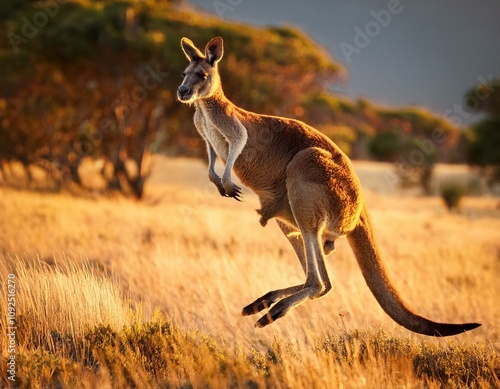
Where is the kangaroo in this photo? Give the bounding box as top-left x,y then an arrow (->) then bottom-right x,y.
176,36 -> 480,336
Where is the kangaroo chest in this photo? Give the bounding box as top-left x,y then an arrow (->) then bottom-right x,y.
196,108 -> 229,161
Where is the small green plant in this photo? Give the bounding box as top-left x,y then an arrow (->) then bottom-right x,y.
440,181 -> 467,211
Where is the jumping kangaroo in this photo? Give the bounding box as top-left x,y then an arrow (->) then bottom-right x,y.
176,36 -> 480,336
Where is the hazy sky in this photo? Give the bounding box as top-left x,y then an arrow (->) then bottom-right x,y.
187,0 -> 500,125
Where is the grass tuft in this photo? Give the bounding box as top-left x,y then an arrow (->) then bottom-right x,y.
317,329 -> 499,388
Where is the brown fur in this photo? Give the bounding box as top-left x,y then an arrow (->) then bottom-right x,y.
177,36 -> 480,336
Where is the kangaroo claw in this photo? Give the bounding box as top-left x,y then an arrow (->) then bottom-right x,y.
223,181 -> 243,201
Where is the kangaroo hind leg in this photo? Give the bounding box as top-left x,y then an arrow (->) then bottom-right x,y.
249,149 -> 335,327
254,230 -> 329,327
241,220 -> 306,317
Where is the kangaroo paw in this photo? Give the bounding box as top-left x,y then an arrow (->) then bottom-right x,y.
215,183 -> 227,197
223,181 -> 243,201
209,173 -> 226,197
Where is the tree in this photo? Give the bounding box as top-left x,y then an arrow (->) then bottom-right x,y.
467,118 -> 500,184
464,78 -> 500,185
367,130 -> 403,161
395,138 -> 437,195
368,130 -> 437,195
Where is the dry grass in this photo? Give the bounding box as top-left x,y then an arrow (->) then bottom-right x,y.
0,157 -> 499,388
0,257 -> 135,343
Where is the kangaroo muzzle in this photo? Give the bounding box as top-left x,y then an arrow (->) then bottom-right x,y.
177,85 -> 191,101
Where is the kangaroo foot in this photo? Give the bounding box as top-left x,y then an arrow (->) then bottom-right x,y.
242,292 -> 276,316
254,286 -> 321,328
241,285 -> 303,316
255,301 -> 289,328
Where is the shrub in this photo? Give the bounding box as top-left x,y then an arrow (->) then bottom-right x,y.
440,181 -> 467,211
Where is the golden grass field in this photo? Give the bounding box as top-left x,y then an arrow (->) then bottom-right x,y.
1,156 -> 499,388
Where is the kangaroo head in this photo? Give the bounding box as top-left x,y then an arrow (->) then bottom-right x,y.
177,36 -> 224,104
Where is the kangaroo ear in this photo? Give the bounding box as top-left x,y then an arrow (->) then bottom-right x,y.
205,36 -> 223,66
181,37 -> 204,62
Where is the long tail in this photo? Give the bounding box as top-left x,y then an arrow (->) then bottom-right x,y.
347,205 -> 480,337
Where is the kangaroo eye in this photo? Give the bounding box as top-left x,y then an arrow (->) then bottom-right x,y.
181,73 -> 186,78
198,73 -> 208,80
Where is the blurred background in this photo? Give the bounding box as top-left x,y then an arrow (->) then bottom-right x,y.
1,0 -> 499,200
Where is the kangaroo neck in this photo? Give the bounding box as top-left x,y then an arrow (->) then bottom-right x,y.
196,88 -> 234,115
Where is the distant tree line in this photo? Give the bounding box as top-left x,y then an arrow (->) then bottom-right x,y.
2,0 -> 494,198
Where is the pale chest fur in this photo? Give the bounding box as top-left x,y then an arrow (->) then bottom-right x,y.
195,107 -> 230,161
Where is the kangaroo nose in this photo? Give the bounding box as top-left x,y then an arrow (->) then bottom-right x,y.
177,85 -> 190,95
